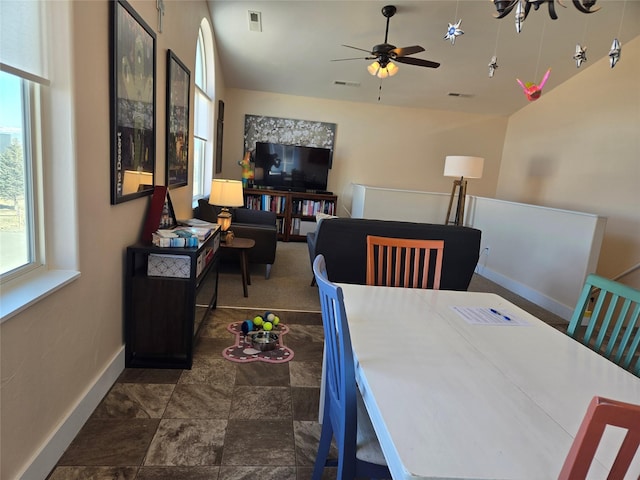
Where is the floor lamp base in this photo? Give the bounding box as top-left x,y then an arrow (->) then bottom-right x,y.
445,178 -> 467,226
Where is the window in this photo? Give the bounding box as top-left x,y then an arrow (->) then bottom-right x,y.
193,19 -> 215,204
0,71 -> 38,279
0,1 -> 79,322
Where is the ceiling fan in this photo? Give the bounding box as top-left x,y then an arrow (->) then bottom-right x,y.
332,5 -> 440,79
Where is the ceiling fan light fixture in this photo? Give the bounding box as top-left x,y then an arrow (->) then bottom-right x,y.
385,61 -> 398,77
368,60 -> 398,79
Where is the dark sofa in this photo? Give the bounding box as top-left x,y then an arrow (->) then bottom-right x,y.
195,199 -> 277,278
307,217 -> 481,290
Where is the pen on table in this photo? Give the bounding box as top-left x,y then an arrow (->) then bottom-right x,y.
490,308 -> 511,321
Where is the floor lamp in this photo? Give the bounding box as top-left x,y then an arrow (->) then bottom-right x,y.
444,156 -> 484,226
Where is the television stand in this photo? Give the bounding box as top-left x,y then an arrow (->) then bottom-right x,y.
308,190 -> 333,195
243,188 -> 337,242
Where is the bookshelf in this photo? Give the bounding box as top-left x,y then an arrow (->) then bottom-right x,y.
243,188 -> 337,241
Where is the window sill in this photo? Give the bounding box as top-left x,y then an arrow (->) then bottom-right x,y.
1,269 -> 80,324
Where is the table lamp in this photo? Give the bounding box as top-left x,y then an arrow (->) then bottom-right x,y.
209,179 -> 244,242
443,155 -> 484,226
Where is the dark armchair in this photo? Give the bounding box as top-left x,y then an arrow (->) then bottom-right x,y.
196,199 -> 278,279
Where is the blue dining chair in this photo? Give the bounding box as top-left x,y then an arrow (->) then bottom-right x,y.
312,254 -> 391,480
567,274 -> 640,376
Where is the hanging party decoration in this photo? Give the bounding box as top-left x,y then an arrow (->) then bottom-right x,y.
492,0 -> 601,23
488,56 -> 499,78
514,0 -> 525,32
516,68 -> 551,102
444,19 -> 464,45
573,44 -> 588,68
608,38 -> 621,68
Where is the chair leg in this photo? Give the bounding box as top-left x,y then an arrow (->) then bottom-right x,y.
312,417 -> 334,480
310,275 -> 316,286
265,264 -> 272,279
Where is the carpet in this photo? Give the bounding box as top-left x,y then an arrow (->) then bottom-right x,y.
222,321 -> 294,363
215,241 -> 321,312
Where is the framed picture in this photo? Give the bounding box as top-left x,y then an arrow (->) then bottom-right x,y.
166,50 -> 190,189
110,0 -> 156,205
215,100 -> 224,173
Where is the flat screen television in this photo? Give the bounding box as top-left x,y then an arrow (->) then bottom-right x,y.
252,142 -> 331,192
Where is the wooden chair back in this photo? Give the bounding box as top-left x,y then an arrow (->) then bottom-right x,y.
567,274 -> 640,376
366,235 -> 444,289
558,396 -> 640,479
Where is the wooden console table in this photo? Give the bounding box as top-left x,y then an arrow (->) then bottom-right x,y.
124,229 -> 220,369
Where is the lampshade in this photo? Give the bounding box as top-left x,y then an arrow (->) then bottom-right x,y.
443,156 -> 484,179
209,179 -> 244,207
367,60 -> 398,79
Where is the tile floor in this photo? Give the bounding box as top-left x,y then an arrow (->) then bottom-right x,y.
46,275 -> 570,480
47,308 -> 337,480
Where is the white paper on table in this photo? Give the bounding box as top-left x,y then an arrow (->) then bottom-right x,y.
451,306 -> 530,326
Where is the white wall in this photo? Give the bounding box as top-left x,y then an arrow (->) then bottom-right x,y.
498,35 -> 640,289
351,185 -> 607,319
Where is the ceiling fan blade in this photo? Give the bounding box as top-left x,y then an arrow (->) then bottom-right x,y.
341,44 -> 374,54
330,56 -> 375,62
391,45 -> 425,57
395,56 -> 440,68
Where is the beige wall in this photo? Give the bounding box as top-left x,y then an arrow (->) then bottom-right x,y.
0,2 -> 217,478
218,90 -> 508,216
498,35 -> 640,288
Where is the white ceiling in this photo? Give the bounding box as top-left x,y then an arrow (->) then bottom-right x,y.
208,1 -> 640,117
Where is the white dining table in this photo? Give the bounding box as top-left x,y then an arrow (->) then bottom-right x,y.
337,283 -> 640,480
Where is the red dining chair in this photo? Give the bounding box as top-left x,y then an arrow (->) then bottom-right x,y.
558,396 -> 640,480
366,235 -> 444,289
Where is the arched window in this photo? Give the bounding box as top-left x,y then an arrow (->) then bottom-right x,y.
193,19 -> 215,203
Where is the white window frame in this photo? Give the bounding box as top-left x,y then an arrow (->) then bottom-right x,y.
0,1 -> 79,323
0,73 -> 41,282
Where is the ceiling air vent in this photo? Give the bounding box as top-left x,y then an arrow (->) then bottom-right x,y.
248,10 -> 262,32
334,80 -> 361,87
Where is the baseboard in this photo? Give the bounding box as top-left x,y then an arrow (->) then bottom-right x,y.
17,347 -> 125,480
478,268 -> 573,321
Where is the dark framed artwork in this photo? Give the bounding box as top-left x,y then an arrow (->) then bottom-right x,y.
166,50 -> 190,189
110,0 -> 156,205
243,114 -> 337,167
215,100 -> 224,174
